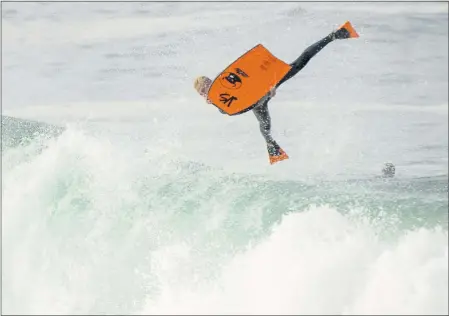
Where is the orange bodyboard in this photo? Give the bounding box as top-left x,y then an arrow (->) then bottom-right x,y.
207,44 -> 292,116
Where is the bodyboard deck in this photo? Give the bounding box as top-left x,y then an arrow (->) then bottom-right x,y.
207,44 -> 292,116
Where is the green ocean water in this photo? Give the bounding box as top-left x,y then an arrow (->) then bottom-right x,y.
2,116 -> 447,315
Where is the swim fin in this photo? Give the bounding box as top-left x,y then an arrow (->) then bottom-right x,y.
267,140 -> 289,164
335,21 -> 359,39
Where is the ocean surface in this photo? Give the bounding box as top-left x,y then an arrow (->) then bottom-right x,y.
2,2 -> 448,315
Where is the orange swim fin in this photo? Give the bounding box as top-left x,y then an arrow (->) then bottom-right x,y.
267,140 -> 289,165
337,21 -> 359,38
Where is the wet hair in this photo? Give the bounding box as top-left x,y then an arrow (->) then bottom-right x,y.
382,162 -> 395,178
194,76 -> 211,93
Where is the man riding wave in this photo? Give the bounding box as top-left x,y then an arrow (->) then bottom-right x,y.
194,21 -> 359,164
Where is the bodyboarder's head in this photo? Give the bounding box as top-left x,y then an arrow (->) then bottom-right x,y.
194,76 -> 212,99
382,162 -> 396,178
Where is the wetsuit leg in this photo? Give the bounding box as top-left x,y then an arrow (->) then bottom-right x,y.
276,33 -> 335,88
252,102 -> 285,157
252,100 -> 274,143
252,31 -> 348,144
251,33 -> 335,144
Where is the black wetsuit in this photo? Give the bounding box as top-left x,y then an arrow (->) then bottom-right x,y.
251,30 -> 347,144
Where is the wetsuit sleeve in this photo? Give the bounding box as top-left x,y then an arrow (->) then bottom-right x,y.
207,98 -> 227,114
